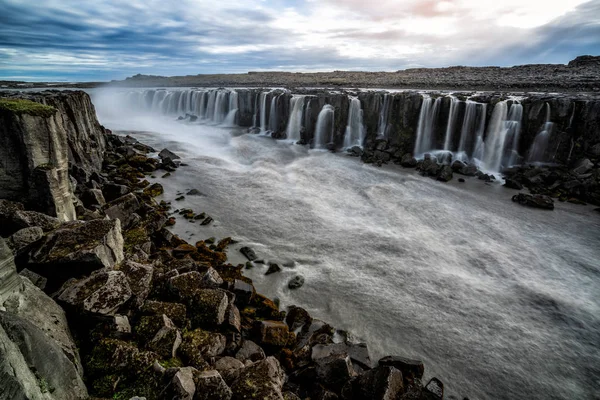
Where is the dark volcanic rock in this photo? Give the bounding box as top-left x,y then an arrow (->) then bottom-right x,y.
511,193 -> 555,210
288,275 -> 305,289
240,246 -> 257,261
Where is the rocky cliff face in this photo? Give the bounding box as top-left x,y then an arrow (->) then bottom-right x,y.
0,237 -> 88,400
0,91 -> 106,221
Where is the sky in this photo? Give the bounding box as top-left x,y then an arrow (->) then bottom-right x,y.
0,0 -> 599,81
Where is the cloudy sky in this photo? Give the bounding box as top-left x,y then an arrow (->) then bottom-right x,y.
1,0 -> 599,81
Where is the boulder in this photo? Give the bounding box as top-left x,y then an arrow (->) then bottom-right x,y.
80,188 -> 106,208
437,165 -> 453,182
143,183 -> 164,198
215,356 -> 245,384
171,366 -> 196,400
225,303 -> 241,333
85,338 -> 160,399
253,320 -> 291,347
18,268 -> 47,290
233,279 -> 255,306
179,329 -> 227,369
0,199 -> 60,236
169,271 -> 204,301
189,289 -> 229,328
503,179 -> 523,190
266,263 -> 282,275
400,154 -> 417,168
103,193 -> 141,230
288,275 -> 305,290
231,357 -> 285,400
285,306 -> 312,332
102,183 -> 130,202
451,160 -> 466,171
378,355 -> 424,381
511,193 -> 555,210
120,260 -> 153,309
57,270 -> 132,315
148,314 -> 182,359
424,377 -> 444,399
141,300 -> 187,327
314,352 -> 355,392
240,246 -> 257,261
458,163 -> 479,176
159,148 -> 181,163
192,370 -> 233,400
235,340 -> 266,363
8,226 -> 44,254
25,219 -> 124,290
572,158 -> 594,175
351,366 -> 404,400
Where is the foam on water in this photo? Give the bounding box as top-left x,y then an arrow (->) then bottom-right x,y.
92,88 -> 600,400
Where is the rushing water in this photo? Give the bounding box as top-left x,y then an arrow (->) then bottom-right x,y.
92,88 -> 600,400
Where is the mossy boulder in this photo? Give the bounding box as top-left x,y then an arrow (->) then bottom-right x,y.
141,300 -> 187,327
253,320 -> 292,347
86,338 -> 160,399
143,183 -> 164,198
57,270 -> 132,316
179,328 -> 226,369
188,289 -> 229,328
230,356 -> 285,400
119,260 -> 153,309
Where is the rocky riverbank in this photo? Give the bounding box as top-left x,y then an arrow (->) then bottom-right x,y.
0,92 -> 449,399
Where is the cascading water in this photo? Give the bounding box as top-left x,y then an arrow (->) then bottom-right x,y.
377,94 -> 392,137
343,97 -> 365,148
268,95 -> 279,133
528,103 -> 554,162
443,96 -> 460,151
223,90 -> 239,126
505,102 -> 523,166
259,92 -> 269,133
314,104 -> 335,149
482,101 -> 510,171
414,95 -> 442,156
457,101 -> 486,161
286,95 -> 306,142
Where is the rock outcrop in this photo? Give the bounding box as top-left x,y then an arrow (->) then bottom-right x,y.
0,237 -> 87,400
0,91 -> 107,221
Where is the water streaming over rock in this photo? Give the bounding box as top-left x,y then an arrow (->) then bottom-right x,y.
377,93 -> 392,137
457,101 -> 487,162
259,91 -> 269,132
414,95 -> 442,156
268,94 -> 280,133
528,103 -> 554,162
314,104 -> 335,149
443,96 -> 460,151
223,90 -> 239,126
286,95 -> 306,142
343,97 -> 365,148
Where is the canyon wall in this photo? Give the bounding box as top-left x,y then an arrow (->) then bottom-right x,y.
0,91 -> 106,220
126,88 -> 600,168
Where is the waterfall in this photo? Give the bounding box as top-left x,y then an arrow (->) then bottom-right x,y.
528,103 -> 554,163
414,96 -> 441,156
314,104 -> 335,149
457,101 -> 486,160
286,95 -> 306,141
482,101 -> 510,171
505,102 -> 523,166
343,97 -> 365,148
377,94 -> 392,137
268,95 -> 279,133
252,92 -> 260,128
223,90 -> 239,126
259,92 -> 269,133
443,96 -> 460,151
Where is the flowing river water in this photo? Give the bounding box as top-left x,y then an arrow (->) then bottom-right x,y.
92,89 -> 600,400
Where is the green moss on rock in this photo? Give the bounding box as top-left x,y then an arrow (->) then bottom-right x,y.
0,98 -> 56,117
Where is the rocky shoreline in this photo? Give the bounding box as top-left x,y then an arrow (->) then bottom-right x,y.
0,91 -> 449,399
